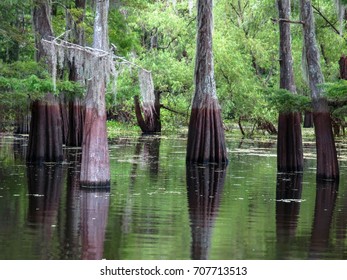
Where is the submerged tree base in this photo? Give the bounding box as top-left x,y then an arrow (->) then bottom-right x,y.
186,97 -> 228,164
314,112 -> 339,180
277,112 -> 303,172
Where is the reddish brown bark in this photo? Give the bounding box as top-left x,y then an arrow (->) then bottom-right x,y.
60,97 -> 69,145
15,112 -> 31,134
301,0 -> 339,179
313,110 -> 339,180
303,110 -> 313,128
27,94 -> 64,163
80,107 -> 110,187
277,112 -> 303,172
187,97 -> 228,163
276,0 -> 303,172
80,0 -> 110,186
187,0 -> 227,164
27,1 -> 64,164
67,99 -> 84,147
339,55 -> 347,79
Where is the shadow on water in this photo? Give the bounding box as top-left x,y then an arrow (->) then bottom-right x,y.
309,179 -> 339,259
275,173 -> 303,259
26,164 -> 64,258
186,163 -> 227,260
135,135 -> 161,178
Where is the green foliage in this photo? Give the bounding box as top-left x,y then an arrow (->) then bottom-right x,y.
108,9 -> 141,55
266,88 -> 311,113
2,0 -> 347,134
324,80 -> 347,100
0,60 -> 47,79
323,80 -> 347,118
0,0 -> 33,62
107,120 -> 140,138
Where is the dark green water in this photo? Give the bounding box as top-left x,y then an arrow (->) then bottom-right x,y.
1,134 -> 347,260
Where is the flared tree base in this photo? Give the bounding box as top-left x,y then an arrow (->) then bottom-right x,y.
186,97 -> 228,164
314,112 -> 339,180
277,112 -> 303,172
134,95 -> 161,134
26,95 -> 64,164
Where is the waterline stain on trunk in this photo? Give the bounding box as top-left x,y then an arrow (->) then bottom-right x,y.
186,0 -> 227,164
26,94 -> 63,164
187,97 -> 228,163
277,112 -> 303,172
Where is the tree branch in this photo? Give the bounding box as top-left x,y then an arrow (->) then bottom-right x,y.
157,37 -> 177,50
160,104 -> 186,116
271,18 -> 304,25
312,4 -> 340,35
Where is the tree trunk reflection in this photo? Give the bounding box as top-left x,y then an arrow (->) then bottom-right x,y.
26,164 -> 64,257
80,188 -> 110,260
186,163 -> 227,260
309,180 -> 338,259
275,173 -> 303,258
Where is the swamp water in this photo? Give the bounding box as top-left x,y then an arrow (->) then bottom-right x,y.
0,134 -> 347,260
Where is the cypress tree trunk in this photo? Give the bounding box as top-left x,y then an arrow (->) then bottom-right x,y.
80,0 -> 110,187
15,101 -> 31,134
277,0 -> 303,172
301,0 -> 339,180
134,91 -> 161,134
27,93 -> 64,163
27,0 -> 63,164
339,55 -> 347,79
186,0 -> 228,164
68,97 -> 85,147
303,110 -> 313,128
60,95 -> 69,145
